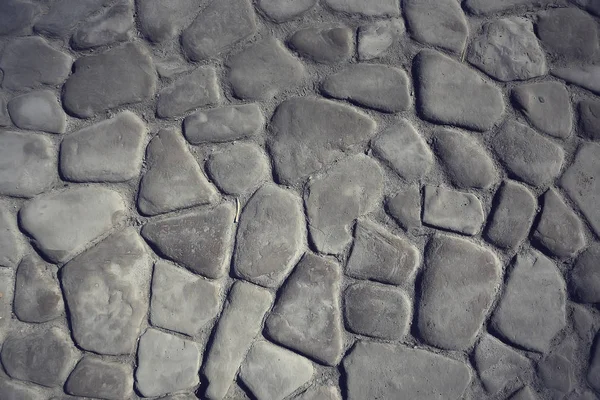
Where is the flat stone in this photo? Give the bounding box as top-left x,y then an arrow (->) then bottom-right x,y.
324,0 -> 399,16
415,50 -> 504,131
62,229 -> 150,354
289,26 -> 353,64
418,235 -> 501,350
157,66 -> 220,118
570,245 -> 600,303
295,386 -> 342,400
492,250 -> 567,353
0,269 -> 13,340
60,111 -> 146,183
464,0 -> 550,15
537,8 -> 599,61
182,0 -> 256,61
346,219 -> 420,285
306,154 -> 384,254
141,203 -> 234,279
136,329 -> 200,398
493,120 -> 564,186
34,0 -> 109,38
63,42 -> 157,118
0,204 -> 22,268
0,377 -> 45,400
137,0 -> 200,42
138,129 -> 218,216
537,353 -> 574,394
258,0 -> 316,22
343,341 -> 470,400
72,1 -> 134,49
184,104 -> 265,144
228,37 -> 305,101
0,0 -> 41,36
422,186 -> 485,235
579,100 -> 600,141
510,386 -> 539,400
154,56 -> 192,79
552,66 -> 600,95
14,255 -> 62,323
65,357 -> 133,400
269,97 -> 376,185
8,90 -> 66,134
202,281 -> 273,400
239,341 -> 314,400
150,260 -> 221,336
0,37 -> 72,90
404,0 -> 468,54
357,19 -> 404,60
322,64 -> 410,112
589,333 -> 600,392
386,185 -> 421,231
265,253 -> 344,366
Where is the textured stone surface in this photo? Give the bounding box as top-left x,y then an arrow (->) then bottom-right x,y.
589,333 -> 600,392
0,204 -> 22,268
295,386 -> 342,400
157,66 -> 220,118
66,357 -> 133,400
422,186 -> 485,235
137,0 -> 200,42
570,245 -> 600,303
0,269 -> 12,340
184,104 -> 265,144
72,1 -> 134,49
579,99 -> 600,141
0,0 -> 40,36
511,386 -> 539,400
8,90 -> 66,134
258,0 -> 316,22
552,66 -> 600,95
465,0 -> 549,14
537,353 -> 574,394
290,26 -> 353,64
324,0 -> 399,16
0,377 -> 45,400
0,96 -> 9,127
357,19 -> 404,60
537,8 -> 599,61
386,185 -> 421,231
34,0 -> 109,37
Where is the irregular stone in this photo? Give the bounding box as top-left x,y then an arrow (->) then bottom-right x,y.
61,229 -> 150,354
19,187 -> 125,263
572,303 -> 596,341
138,129 -> 218,215
141,203 -> 234,279
265,253 -> 344,366
150,260 -> 221,336
537,353 -> 574,394
0,0 -> 40,36
182,0 -> 256,60
418,235 -> 501,350
228,38 -> 305,101
493,120 -> 564,186
295,386 -> 342,400
72,1 -> 134,49
404,0 -> 468,54
137,0 -> 200,42
415,50 -> 504,131
357,19 -> 404,60
136,329 -> 200,398
537,8 -> 599,61
63,42 -> 157,118
552,66 -> 600,95
8,90 -> 66,134
579,99 -> 600,141
258,0 -> 316,22
306,154 -> 383,254
511,386 -> 539,400
513,81 -> 572,138
60,111 -> 146,183
492,250 -> 567,352
386,186 -> 421,231
0,269 -> 13,340
202,281 -> 273,400
34,0 -> 109,37
567,390 -> 599,400
346,219 -> 420,285
324,0 -> 399,16
0,377 -> 45,400
289,26 -> 353,64
589,333 -> 600,392
157,66 -> 220,118
0,37 -> 72,90
0,205 -> 22,268
240,341 -> 314,400
322,64 -> 410,112
184,104 -> 264,144
66,357 -> 133,400
570,245 -> 600,303
422,186 -> 485,235
269,97 -> 376,184
154,56 -> 192,79
465,0 -> 550,14
343,341 -> 470,400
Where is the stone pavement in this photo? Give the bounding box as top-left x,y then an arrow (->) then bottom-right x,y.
0,0 -> 599,399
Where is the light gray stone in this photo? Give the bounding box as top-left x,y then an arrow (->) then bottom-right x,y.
324,0 -> 399,16
72,1 -> 134,49
207,142 -> 269,195
184,104 -> 265,144
66,357 -> 133,400
579,99 -> 600,141
589,333 -> 600,392
0,0 -> 41,36
570,245 -> 600,303
258,0 -> 316,21
552,66 -> 600,95
422,186 -> 485,235
159,395 -> 198,400
157,66 -> 220,118
0,269 -> 14,341
0,377 -> 45,400
34,0 -> 109,37
357,19 -> 404,60
137,0 -> 200,42
538,8 -> 599,61
537,353 -> 574,394
465,0 -> 550,15
7,90 -> 66,134
0,204 -> 22,268
295,386 -> 341,400
511,386 -> 539,400
155,56 -> 192,79
290,26 -> 353,64
386,186 -> 421,231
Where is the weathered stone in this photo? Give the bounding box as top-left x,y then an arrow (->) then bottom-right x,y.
415,50 -> 504,131
184,104 -> 265,144
34,0 -> 109,37
269,97 -> 376,185
137,0 -> 200,42
511,386 -> 539,400
157,66 -> 220,118
357,19 -> 404,60
0,269 -> 13,340
537,353 -> 574,394
66,357 -> 133,400
155,55 -> 192,79
324,0 -> 399,16
418,235 -> 501,350
343,341 -> 470,400
265,253 -> 344,366
0,204 -> 22,268
72,1 -> 134,49
306,154 -> 383,254
258,0 -> 316,21
136,329 -> 200,398
290,26 -> 353,64
465,0 -> 550,15
422,186 -> 485,235
567,390 -> 599,400
386,186 -> 421,231
63,42 -> 157,118
538,8 -> 598,61
589,333 -> 600,392
8,90 -> 66,134
62,229 -> 150,355
0,377 -> 45,400
579,100 -> 600,141
0,96 -> 9,127
203,281 -> 273,400
552,66 -> 600,95
295,386 -> 342,400
570,245 -> 600,303
0,0 -> 40,36
141,203 -> 234,279
240,341 -> 314,400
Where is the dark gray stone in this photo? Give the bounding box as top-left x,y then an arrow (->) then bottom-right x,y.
579,99 -> 600,141
386,186 -> 421,231
574,0 -> 600,16
537,353 -> 574,394
258,0 -> 316,22
357,19 -> 404,60
537,8 -> 599,61
422,186 -> 485,235
324,0 -> 399,16
0,96 -> 9,127
34,0 -> 109,38
571,303 -> 596,341
137,0 -> 200,42
0,204 -> 23,268
72,1 -> 134,49
66,357 -> 133,400
157,66 -> 220,118
289,26 -> 353,64
0,377 -> 45,400
570,245 -> 600,303
184,104 -> 265,144
552,66 -> 600,95
0,0 -> 41,36
8,90 -> 66,134
589,333 -> 600,392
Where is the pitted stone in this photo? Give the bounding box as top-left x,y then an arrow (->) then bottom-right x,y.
422,186 -> 485,235
295,386 -> 342,400
0,204 -> 22,268
570,245 -> 600,303
0,377 -> 45,400
258,0 -> 316,22
66,357 -> 133,400
386,185 -> 421,231
579,100 -> 600,141
184,104 -> 264,144
0,0 -> 41,36
357,19 -> 404,60
552,66 -> 600,95
465,0 -> 550,15
537,353 -> 574,394
324,0 -> 399,16
34,0 -> 109,37
138,0 -> 201,42
8,90 -> 66,134
14,255 -> 62,323
290,26 -> 353,64
538,8 -> 599,61
207,142 -> 269,195
157,66 -> 220,118
72,1 -> 134,49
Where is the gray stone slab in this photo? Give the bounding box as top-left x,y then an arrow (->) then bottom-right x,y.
72,1 -> 134,49
386,186 -> 421,231
537,353 -> 574,394
258,0 -> 316,22
184,104 -> 265,144
0,204 -> 23,268
357,19 -> 404,60
422,186 -> 485,235
579,99 -> 600,141
157,66 -> 220,118
0,377 -> 45,400
0,0 -> 41,36
8,90 -> 66,134
290,26 -> 353,64
34,0 -> 109,38
552,66 -> 600,95
66,357 -> 133,400
138,0 -> 201,42
537,8 -> 599,61
570,245 -> 600,303
324,0 -> 399,16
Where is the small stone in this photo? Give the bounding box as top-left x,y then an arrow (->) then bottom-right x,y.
589,332 -> 600,392
324,0 -> 399,16
8,90 -> 66,134
570,245 -> 600,303
511,386 -> 539,400
228,37 -> 305,101
136,329 -> 200,398
537,8 -> 599,61
322,64 -> 410,113
289,26 -> 353,64
157,66 -> 220,118
492,250 -> 567,353
415,49 -> 504,131
465,0 -> 550,15
422,186 -> 485,235
34,0 -> 109,38
258,0 -> 316,21
137,0 -> 201,42
357,19 -> 404,60
537,353 -> 574,394
0,0 -> 40,36
295,386 -> 342,400
0,205 -> 23,268
572,303 -> 596,341
306,154 -> 383,254
72,1 -> 134,49
386,186 -> 421,231
154,56 -> 192,79
240,341 -> 314,400
0,377 -> 45,400
552,66 -> 600,95
579,99 -> 600,141
0,269 -> 13,340
184,104 -> 265,144
493,120 -> 564,186
265,253 -> 344,366
66,357 -> 133,400
141,203 -> 234,279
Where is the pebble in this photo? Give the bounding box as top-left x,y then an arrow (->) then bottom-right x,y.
589,333 -> 600,392
552,65 -> 600,95
65,357 -> 133,400
357,19 -> 404,60
537,353 -> 574,394
510,386 -> 539,400
295,386 -> 342,400
34,0 -> 109,38
137,0 -> 201,42
422,186 -> 485,235
570,245 -> 600,303
537,8 -> 599,61
72,1 -> 134,49
0,0 -> 40,36
324,0 -> 399,16
579,99 -> 600,141
290,26 -> 353,64
184,104 -> 265,144
464,0 -> 549,14
0,377 -> 45,400
386,185 -> 422,231
7,90 -> 66,134
258,0 -> 316,21
0,205 -> 22,268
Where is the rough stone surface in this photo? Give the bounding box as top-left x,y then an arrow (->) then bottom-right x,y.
579,99 -> 600,141
0,96 -> 9,127
589,333 -> 600,392
465,0 -> 550,15
72,1 -> 134,49
324,0 -> 399,16
0,204 -> 22,268
8,90 -> 66,134
422,186 -> 485,235
0,0 -> 40,36
258,0 -> 316,22
184,104 -> 265,144
537,353 -> 574,394
295,386 -> 342,400
157,66 -> 220,118
357,19 -> 404,60
65,357 -> 133,400
137,0 -> 200,43
511,386 -> 539,400
537,8 -> 599,61
386,185 -> 421,231
0,269 -> 12,340
290,26 -> 353,64
570,245 -> 600,303
34,0 -> 109,38
0,377 -> 45,400
552,66 -> 600,95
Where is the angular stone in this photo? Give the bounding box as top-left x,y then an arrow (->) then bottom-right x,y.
136,329 -> 200,398
538,8 -> 598,61
418,235 -> 501,350
66,357 -> 133,400
0,0 -> 40,36
346,219 -> 420,285
0,377 -> 45,400
537,353 -> 574,394
34,0 -> 109,37
422,186 -> 485,235
154,55 -> 192,79
510,386 -> 539,400
0,269 -> 13,340
184,104 -> 265,144
228,38 -> 305,101
258,0 -> 316,22
357,19 -> 404,60
14,255 -> 62,323
570,245 -> 600,303
343,341 -> 470,400
465,0 -> 550,14
141,203 -> 234,279
150,260 -> 221,336
72,1 -> 134,49
386,186 -> 421,231
138,0 -> 201,42
492,250 -> 567,352
63,42 -> 157,118
240,341 -> 314,400
589,333 -> 600,392
8,90 -> 66,134
415,50 -> 504,131
493,120 -> 564,186
157,66 -> 220,118
62,229 -> 150,354
269,97 -> 376,185
0,205 -> 22,268
202,281 -> 273,400
265,253 -> 344,366
579,100 -> 600,141
322,64 -> 410,112
289,26 -> 353,64
182,0 -> 256,61
324,0 -> 399,16
295,386 -> 342,400
552,66 -> 600,95
306,155 -> 383,254
60,111 -> 146,183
